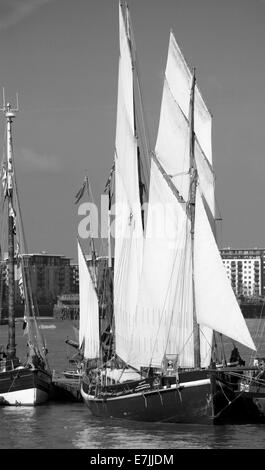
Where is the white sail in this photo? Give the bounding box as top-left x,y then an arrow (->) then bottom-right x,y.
78,241 -> 100,360
194,190 -> 256,351
155,32 -> 215,218
165,31 -> 212,166
130,170 -> 213,369
135,31 -> 215,368
126,160 -> 194,369
113,3 -> 144,364
155,79 -> 190,201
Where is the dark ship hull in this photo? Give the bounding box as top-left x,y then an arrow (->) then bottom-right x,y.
81,366 -> 265,424
211,366 -> 265,424
0,366 -> 51,405
238,390 -> 265,422
81,369 -> 214,424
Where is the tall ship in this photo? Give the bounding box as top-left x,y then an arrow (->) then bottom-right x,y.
0,94 -> 52,405
78,1 -> 259,424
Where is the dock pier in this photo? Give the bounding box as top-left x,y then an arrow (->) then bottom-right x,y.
50,372 -> 83,402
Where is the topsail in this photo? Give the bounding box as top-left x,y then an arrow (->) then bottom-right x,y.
156,32 -> 215,218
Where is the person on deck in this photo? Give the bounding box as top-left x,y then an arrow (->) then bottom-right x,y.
230,346 -> 245,366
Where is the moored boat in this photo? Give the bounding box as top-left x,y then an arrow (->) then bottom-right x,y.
79,1 -> 256,424
82,368 -> 213,423
0,363 -> 51,406
0,95 -> 52,405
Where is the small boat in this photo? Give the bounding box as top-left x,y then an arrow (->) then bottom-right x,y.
78,1 -> 257,424
62,370 -> 83,380
0,95 -> 52,405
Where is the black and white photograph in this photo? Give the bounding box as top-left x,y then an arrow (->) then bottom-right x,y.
0,0 -> 265,454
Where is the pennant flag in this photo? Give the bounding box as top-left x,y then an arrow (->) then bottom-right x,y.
104,160 -> 115,194
75,181 -> 86,204
75,177 -> 90,204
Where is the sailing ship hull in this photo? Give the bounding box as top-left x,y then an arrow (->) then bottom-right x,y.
210,368 -> 265,424
82,369 -> 265,424
226,390 -> 265,423
237,391 -> 265,423
0,367 -> 51,406
81,370 -> 214,424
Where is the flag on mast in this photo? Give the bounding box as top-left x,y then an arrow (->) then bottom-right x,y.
104,160 -> 115,194
75,177 -> 90,204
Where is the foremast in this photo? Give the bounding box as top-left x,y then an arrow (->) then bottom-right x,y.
188,69 -> 201,368
3,99 -> 18,360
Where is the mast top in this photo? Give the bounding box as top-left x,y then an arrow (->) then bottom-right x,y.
0,89 -> 19,120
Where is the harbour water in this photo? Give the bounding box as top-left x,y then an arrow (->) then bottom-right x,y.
0,318 -> 265,450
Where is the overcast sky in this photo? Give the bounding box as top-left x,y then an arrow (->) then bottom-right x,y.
0,0 -> 264,261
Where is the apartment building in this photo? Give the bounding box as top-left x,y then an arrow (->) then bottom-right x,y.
221,248 -> 265,298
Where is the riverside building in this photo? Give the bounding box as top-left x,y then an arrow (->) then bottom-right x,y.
221,248 -> 265,299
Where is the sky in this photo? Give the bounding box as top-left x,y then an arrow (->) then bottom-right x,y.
0,0 -> 264,261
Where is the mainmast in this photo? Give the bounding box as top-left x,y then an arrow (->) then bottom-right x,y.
188,70 -> 201,368
2,95 -> 18,360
